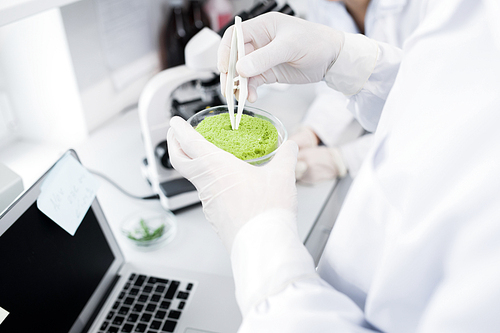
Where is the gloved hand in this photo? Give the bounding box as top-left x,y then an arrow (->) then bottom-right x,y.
289,126 -> 320,150
166,116 -> 299,252
295,146 -> 347,185
218,12 -> 345,102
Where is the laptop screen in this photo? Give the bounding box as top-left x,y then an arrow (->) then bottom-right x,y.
0,197 -> 115,332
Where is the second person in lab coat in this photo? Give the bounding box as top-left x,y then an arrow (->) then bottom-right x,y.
292,0 -> 420,183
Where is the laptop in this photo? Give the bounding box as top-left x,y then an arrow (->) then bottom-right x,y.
0,150 -> 242,333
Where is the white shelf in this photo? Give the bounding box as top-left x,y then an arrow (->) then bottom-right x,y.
0,0 -> 80,26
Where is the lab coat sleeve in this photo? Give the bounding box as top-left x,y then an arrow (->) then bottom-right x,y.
324,34 -> 403,132
301,85 -> 356,148
338,133 -> 374,178
230,209 -> 377,332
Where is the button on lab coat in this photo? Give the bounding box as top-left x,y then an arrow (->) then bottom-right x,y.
231,0 -> 500,332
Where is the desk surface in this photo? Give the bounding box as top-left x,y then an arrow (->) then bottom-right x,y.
73,83 -> 336,278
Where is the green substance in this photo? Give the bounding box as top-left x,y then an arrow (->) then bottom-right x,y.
195,113 -> 278,160
127,219 -> 165,242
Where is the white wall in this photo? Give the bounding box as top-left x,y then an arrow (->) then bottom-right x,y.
60,0 -> 164,132
0,8 -> 88,147
0,0 -> 81,27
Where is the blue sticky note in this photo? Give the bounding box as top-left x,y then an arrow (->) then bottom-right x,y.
37,154 -> 100,236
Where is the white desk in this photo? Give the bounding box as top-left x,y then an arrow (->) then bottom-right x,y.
73,83 -> 337,279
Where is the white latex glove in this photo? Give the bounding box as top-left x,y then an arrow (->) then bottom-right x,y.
295,146 -> 347,185
218,12 -> 345,102
166,116 -> 299,252
289,126 -> 320,150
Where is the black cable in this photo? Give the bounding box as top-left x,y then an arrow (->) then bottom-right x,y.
88,169 -> 160,200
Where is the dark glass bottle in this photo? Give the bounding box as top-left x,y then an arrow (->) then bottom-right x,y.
159,0 -> 210,70
186,0 -> 210,40
159,0 -> 190,69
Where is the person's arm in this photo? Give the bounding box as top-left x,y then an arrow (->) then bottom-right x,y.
218,13 -> 403,131
324,35 -> 403,132
166,118 -> 379,332
231,210 -> 376,333
168,13 -> 404,331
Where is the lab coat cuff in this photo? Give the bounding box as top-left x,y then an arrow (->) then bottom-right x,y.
230,209 -> 318,317
324,33 -> 379,96
338,133 -> 374,178
329,147 -> 348,178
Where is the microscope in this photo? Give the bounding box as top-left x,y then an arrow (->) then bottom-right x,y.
138,0 -> 294,212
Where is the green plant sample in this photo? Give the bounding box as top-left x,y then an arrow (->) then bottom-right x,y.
195,113 -> 278,160
127,219 -> 165,242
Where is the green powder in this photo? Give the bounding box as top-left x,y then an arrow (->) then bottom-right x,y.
195,113 -> 278,160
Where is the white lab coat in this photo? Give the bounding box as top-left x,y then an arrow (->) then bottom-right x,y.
302,0 -> 420,177
231,0 -> 500,332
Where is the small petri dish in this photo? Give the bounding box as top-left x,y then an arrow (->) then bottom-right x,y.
121,210 -> 177,250
187,105 -> 288,166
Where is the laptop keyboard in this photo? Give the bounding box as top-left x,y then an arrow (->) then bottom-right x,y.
98,273 -> 195,333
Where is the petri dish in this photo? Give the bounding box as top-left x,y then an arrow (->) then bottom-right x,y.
121,209 -> 177,250
187,105 -> 287,166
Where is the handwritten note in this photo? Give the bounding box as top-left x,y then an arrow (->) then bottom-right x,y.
37,154 -> 100,236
